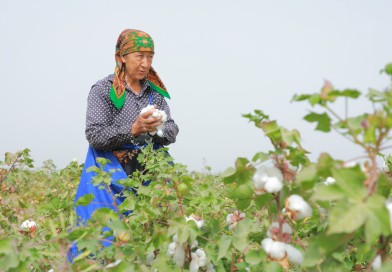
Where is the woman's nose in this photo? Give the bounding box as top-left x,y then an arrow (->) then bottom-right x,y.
141,56 -> 150,67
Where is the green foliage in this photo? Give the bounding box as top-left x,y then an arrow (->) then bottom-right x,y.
1,63 -> 392,271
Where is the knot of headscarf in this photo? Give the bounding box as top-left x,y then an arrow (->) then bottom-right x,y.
110,29 -> 170,110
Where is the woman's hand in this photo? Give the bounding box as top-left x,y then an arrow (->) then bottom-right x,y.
131,105 -> 163,137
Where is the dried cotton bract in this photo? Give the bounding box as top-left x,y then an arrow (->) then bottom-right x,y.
267,221 -> 292,242
285,195 -> 313,220
226,210 -> 246,230
253,165 -> 283,194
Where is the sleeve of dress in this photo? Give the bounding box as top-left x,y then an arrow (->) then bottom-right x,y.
85,84 -> 136,151
152,95 -> 179,146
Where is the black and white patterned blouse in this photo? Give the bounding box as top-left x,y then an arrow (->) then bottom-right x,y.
85,74 -> 179,151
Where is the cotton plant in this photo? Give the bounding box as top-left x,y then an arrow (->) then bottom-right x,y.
140,104 -> 168,137
253,165 -> 284,194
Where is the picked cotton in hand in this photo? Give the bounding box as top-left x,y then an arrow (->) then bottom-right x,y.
140,105 -> 168,137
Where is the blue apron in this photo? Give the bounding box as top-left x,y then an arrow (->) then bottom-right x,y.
68,93 -> 162,261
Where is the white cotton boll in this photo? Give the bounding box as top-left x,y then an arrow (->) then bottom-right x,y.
146,251 -> 155,265
105,260 -> 122,268
195,248 -> 208,267
167,242 -> 176,256
189,258 -> 200,272
385,199 -> 392,231
191,239 -> 199,248
140,106 -> 167,137
261,238 -> 273,253
186,215 -> 204,228
226,214 -> 233,224
285,244 -> 303,264
156,110 -> 167,137
253,165 -> 284,194
264,177 -> 283,193
20,219 -> 37,232
269,241 -> 287,260
324,177 -> 336,185
206,263 -> 216,272
372,254 -> 382,270
173,245 -> 185,267
285,195 -> 313,220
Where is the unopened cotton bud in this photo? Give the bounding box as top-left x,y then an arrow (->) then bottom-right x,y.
173,245 -> 185,267
285,195 -> 313,220
285,244 -> 303,264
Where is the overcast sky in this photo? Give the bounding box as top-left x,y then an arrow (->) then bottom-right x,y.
1,0 -> 392,172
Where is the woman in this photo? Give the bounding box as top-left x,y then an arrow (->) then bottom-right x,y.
69,29 -> 178,259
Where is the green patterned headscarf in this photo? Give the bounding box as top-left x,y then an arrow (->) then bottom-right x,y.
111,29 -> 170,110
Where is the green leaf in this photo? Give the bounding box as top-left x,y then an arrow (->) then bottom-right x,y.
328,202 -> 367,234
75,193 -> 94,206
332,167 -> 367,200
251,152 -> 270,163
291,94 -> 312,102
302,234 -> 348,267
0,238 -> 19,270
296,164 -> 318,189
232,219 -> 253,251
364,194 -> 391,244
381,63 -> 392,76
304,112 -> 331,132
245,249 -> 265,265
117,197 -> 136,212
281,128 -> 301,146
312,184 -> 346,202
329,89 -> 361,99
218,235 -> 232,259
222,167 -> 236,183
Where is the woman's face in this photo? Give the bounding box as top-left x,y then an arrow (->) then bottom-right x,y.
121,51 -> 154,81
